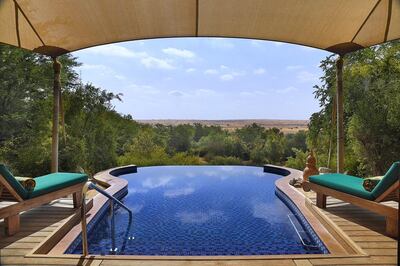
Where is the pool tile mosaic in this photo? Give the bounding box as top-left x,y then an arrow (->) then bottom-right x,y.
70,166 -> 326,255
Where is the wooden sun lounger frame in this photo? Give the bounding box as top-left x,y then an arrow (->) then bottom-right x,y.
303,180 -> 399,238
0,174 -> 85,236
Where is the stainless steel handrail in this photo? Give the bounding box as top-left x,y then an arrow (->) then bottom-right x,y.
120,212 -> 134,254
287,214 -> 318,249
81,182 -> 133,256
88,182 -> 133,219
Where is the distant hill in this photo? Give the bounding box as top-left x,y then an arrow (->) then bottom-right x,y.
137,119 -> 308,133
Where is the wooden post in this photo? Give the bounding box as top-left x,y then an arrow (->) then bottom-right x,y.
336,55 -> 344,173
316,193 -> 327,209
73,189 -> 83,209
5,214 -> 20,236
51,57 -> 61,173
386,217 -> 398,238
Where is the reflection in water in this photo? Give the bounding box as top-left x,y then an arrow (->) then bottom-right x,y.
253,170 -> 266,177
176,210 -> 226,224
164,187 -> 195,198
131,204 -> 144,213
130,188 -> 149,194
252,200 -> 290,223
220,166 -> 235,172
185,172 -> 195,178
142,175 -> 172,188
204,170 -> 218,177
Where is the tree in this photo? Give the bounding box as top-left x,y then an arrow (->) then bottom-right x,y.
263,129 -> 285,164
306,41 -> 400,175
167,124 -> 194,153
285,130 -> 307,157
0,45 -> 79,175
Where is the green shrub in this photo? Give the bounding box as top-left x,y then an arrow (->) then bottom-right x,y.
285,149 -> 307,170
169,152 -> 203,165
208,156 -> 242,165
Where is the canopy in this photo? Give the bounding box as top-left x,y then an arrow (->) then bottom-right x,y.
1,0 -> 399,56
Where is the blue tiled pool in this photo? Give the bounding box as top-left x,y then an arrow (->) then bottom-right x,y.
70,166 -> 327,255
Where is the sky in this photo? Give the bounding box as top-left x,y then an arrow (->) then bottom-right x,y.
72,38 -> 331,120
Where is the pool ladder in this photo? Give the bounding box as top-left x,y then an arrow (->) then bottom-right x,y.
81,182 -> 134,256
287,214 -> 319,249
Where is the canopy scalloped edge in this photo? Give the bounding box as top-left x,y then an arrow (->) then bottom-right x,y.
32,46 -> 69,57
326,42 -> 366,56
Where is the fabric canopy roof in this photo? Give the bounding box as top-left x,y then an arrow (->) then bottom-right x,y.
1,0 -> 399,56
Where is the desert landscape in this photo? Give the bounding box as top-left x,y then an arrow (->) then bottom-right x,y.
138,119 -> 308,133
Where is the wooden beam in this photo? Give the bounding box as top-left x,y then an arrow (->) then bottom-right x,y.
375,180 -> 399,202
336,56 -> 344,173
51,57 -> 61,173
0,174 -> 24,202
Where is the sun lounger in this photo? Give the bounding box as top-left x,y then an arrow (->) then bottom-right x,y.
0,164 -> 88,236
303,162 -> 399,237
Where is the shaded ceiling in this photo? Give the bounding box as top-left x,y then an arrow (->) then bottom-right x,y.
1,0 -> 399,56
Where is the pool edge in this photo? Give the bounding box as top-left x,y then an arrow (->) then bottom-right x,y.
33,164 -> 366,259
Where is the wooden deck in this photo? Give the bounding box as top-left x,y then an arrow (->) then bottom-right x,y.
0,195 -> 398,265
0,199 -> 100,265
304,193 -> 398,266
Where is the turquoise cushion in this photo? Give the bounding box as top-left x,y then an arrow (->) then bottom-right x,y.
0,164 -> 29,199
371,161 -> 400,199
309,173 -> 375,200
30,172 -> 88,198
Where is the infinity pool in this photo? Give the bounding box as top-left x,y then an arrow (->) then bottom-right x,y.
71,166 -> 326,255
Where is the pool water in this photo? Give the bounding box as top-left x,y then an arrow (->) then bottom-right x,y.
71,166 -> 325,255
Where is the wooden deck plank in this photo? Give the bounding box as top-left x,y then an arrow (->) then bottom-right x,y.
356,242 -> 398,249
327,265 -> 397,266
344,231 -> 385,236
309,256 -> 398,265
334,225 -> 384,232
351,236 -> 395,242
1,230 -> 53,238
100,260 -> 296,266
0,248 -> 33,256
294,259 -> 313,266
0,257 -> 103,265
362,248 -> 398,256
0,241 -> 39,249
2,264 -> 101,266
15,231 -> 54,237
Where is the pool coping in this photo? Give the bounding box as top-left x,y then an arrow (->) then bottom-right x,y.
26,164 -> 368,260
